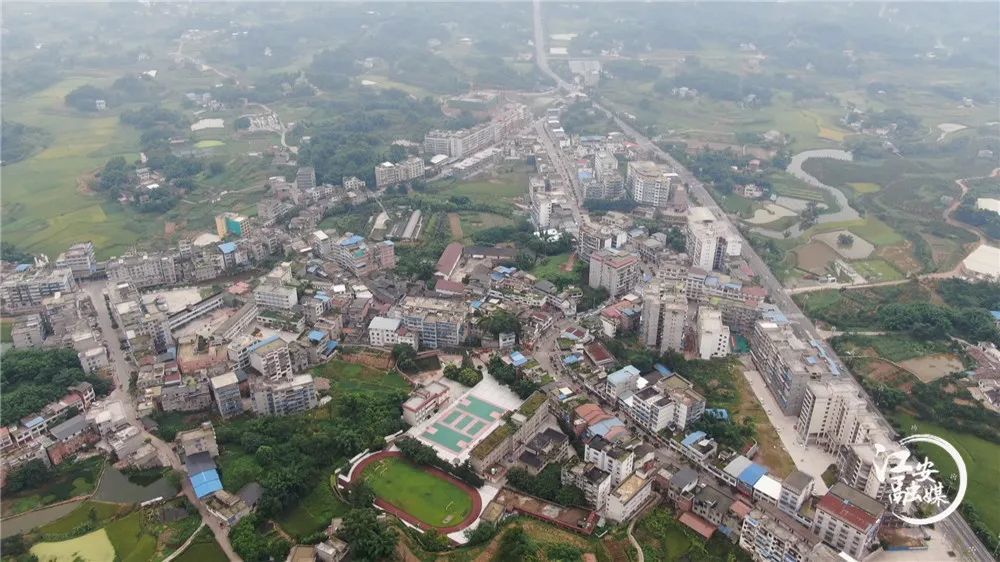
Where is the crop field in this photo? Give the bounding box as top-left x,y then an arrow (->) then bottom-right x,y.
851,259 -> 904,282
36,501 -> 124,535
172,529 -> 228,562
427,168 -> 530,210
457,211 -> 514,240
30,529 -> 116,562
363,456 -> 473,528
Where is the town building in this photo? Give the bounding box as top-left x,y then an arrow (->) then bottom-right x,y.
588,249 -> 640,299
696,307 -> 730,360
627,161 -> 678,208
606,474 -> 653,522
640,282 -> 687,354
584,436 -> 634,487
686,207 -> 741,272
590,151 -> 625,200
106,254 -> 178,289
751,320 -> 837,415
395,296 -> 468,349
251,374 -> 318,416
210,372 -> 244,419
470,392 -> 550,475
11,314 -> 46,348
812,483 -> 885,561
248,336 -> 293,380
253,282 -> 298,311
423,122 -> 497,158
296,166 -> 316,191
402,382 -> 451,426
515,427 -> 570,475
1,267 -> 76,310
778,470 -> 816,522
374,157 -> 424,188
562,461 -> 613,510
176,422 -> 220,459
604,366 -> 706,433
55,242 -> 98,279
740,505 -> 840,562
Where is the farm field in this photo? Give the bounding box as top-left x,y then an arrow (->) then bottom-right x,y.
30,528 -> 116,562
426,167 -> 530,210
851,258 -> 904,282
172,528 -> 228,562
457,211 -> 514,240
35,501 -> 124,535
312,359 -> 410,395
363,456 -> 473,529
894,415 -> 1000,535
1,457 -> 105,516
529,252 -> 573,279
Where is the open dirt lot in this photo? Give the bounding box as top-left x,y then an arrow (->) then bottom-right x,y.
447,213 -> 463,239
794,241 -> 839,275
747,203 -> 797,224
898,353 -> 964,382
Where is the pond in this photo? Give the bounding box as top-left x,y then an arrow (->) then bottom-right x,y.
91,467 -> 178,504
0,500 -> 83,538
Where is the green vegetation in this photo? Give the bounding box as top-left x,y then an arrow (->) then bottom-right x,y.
851,259 -> 904,282
1,348 -> 112,425
2,457 -> 105,515
312,359 -> 410,395
793,282 -> 934,331
35,501 -> 123,536
633,508 -> 753,562
173,527 -> 228,562
362,456 -> 474,528
443,363 -> 483,387
1,120 -> 50,163
276,476 -> 350,539
29,528 -> 117,562
833,334 -> 952,363
339,508 -> 398,562
506,465 -> 586,507
149,410 -> 210,442
229,513 -> 291,562
895,415 -> 1000,541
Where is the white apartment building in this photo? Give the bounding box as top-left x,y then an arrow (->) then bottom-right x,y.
368,316 -> 403,347
778,470 -> 815,522
396,296 -> 467,349
626,161 -> 677,207
55,241 -> 98,279
423,122 -> 497,158
685,207 -> 741,271
210,372 -> 244,420
1,268 -> 77,310
78,347 -> 108,374
248,336 -> 293,380
696,307 -> 730,360
584,437 -> 635,487
562,462 -> 613,510
640,282 -> 687,354
374,156 -> 424,188
106,254 -> 178,288
254,283 -> 298,311
750,320 -> 836,415
739,507 -> 842,562
591,151 -> 625,200
588,249 -> 640,299
251,374 -> 318,416
606,474 -> 653,522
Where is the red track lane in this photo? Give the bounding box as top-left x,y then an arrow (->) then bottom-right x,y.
350,450 -> 482,535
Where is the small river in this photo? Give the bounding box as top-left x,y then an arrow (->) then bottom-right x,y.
751,148 -> 862,239
0,500 -> 84,538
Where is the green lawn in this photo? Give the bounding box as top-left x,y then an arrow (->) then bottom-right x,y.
458,211 -> 514,240
0,319 -> 12,343
895,415 -> 1000,535
276,474 -> 350,539
313,359 -> 410,395
838,334 -> 951,363
363,456 -> 473,528
530,253 -> 572,279
425,166 -> 530,210
36,501 -> 123,535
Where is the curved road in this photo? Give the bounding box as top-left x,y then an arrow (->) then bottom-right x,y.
531,3 -> 992,561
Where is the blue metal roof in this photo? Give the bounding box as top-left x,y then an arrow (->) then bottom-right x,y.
340,234 -> 364,246
247,335 -> 280,353
15,264 -> 31,272
24,416 -> 45,429
653,363 -> 674,376
218,242 -> 237,254
308,330 -> 326,342
705,408 -> 730,421
589,417 -> 624,438
325,340 -> 339,353
563,354 -> 582,365
681,431 -> 707,447
510,352 -> 528,367
738,463 -> 768,487
191,469 -> 223,498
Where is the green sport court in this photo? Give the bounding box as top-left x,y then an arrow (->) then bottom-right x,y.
421,395 -> 506,453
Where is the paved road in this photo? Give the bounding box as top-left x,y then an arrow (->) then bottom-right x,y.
82,282 -> 241,561
530,3 -> 992,560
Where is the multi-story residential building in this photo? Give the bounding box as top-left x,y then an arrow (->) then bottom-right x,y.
296,166 -> 316,191
253,283 -> 298,311
811,483 -> 885,561
106,254 -> 178,288
750,320 -> 837,415
584,436 -> 634,487
740,505 -> 842,562
470,392 -> 550,475
78,347 -> 108,374
367,316 -> 418,348
640,282 -> 687,353
576,216 -> 630,262
396,296 -> 467,349
516,427 -> 570,475
423,122 -> 498,158
401,382 -> 450,426
55,242 -> 98,279
836,442 -> 899,503
606,367 -> 706,433
778,470 -> 815,523
11,314 -> 46,348
210,372 -> 244,420
686,207 -> 742,272
683,269 -> 766,334
562,462 -> 613,510
248,336 -> 293,380
160,376 -> 213,412
590,151 -> 625,200
696,307 -> 730,360
606,474 -> 653,522
373,240 -> 397,270
692,485 -> 735,527
627,161 -> 677,207
588,249 -> 640,299
330,233 -> 395,276
251,374 -> 318,416
374,157 -> 424,188
1,267 -> 76,310
256,198 -> 291,226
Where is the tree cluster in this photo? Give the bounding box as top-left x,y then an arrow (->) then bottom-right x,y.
395,436 -> 484,488
487,354 -> 539,399
1,349 -> 111,425
1,120 -> 50,164
339,508 -> 398,562
506,465 -> 586,507
1,241 -> 34,264
443,364 -> 483,387
4,459 -> 54,494
478,310 -> 521,338
229,514 -> 290,562
878,302 -> 1000,344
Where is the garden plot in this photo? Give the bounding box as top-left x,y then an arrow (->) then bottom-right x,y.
813,230 -> 875,259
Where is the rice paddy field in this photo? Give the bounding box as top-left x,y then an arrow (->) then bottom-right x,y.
30,529 -> 117,562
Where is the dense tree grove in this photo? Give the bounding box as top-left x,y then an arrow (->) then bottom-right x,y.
493,526 -> 538,562
487,354 -> 539,399
506,465 -> 586,507
478,310 -> 521,338
229,514 -> 290,562
936,279 -> 1000,311
0,241 -> 34,263
443,364 -> 483,387
1,120 -> 50,164
877,302 -> 1000,343
1,349 -> 112,425
391,343 -> 418,372
339,508 -> 398,562
4,460 -> 54,494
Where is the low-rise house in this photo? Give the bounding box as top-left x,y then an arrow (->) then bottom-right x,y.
606,474 -> 653,522
401,382 -> 450,426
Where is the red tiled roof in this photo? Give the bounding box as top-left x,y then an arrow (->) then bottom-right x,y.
678,512 -> 716,539
817,493 -> 878,531
584,342 -> 614,364
434,278 -> 465,294
729,500 -> 752,518
436,242 -> 464,275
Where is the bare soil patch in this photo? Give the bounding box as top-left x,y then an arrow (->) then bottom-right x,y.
878,241 -> 922,276
447,212 -> 463,239
794,241 -> 839,275
898,353 -> 963,382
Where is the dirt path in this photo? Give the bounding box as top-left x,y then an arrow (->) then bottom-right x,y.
448,213 -> 464,239
561,252 -> 577,272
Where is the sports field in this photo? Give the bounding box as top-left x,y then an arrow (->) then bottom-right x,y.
362,456 -> 474,529
420,395 -> 506,453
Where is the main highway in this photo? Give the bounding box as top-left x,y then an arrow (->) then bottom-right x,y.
530,2 -> 993,560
